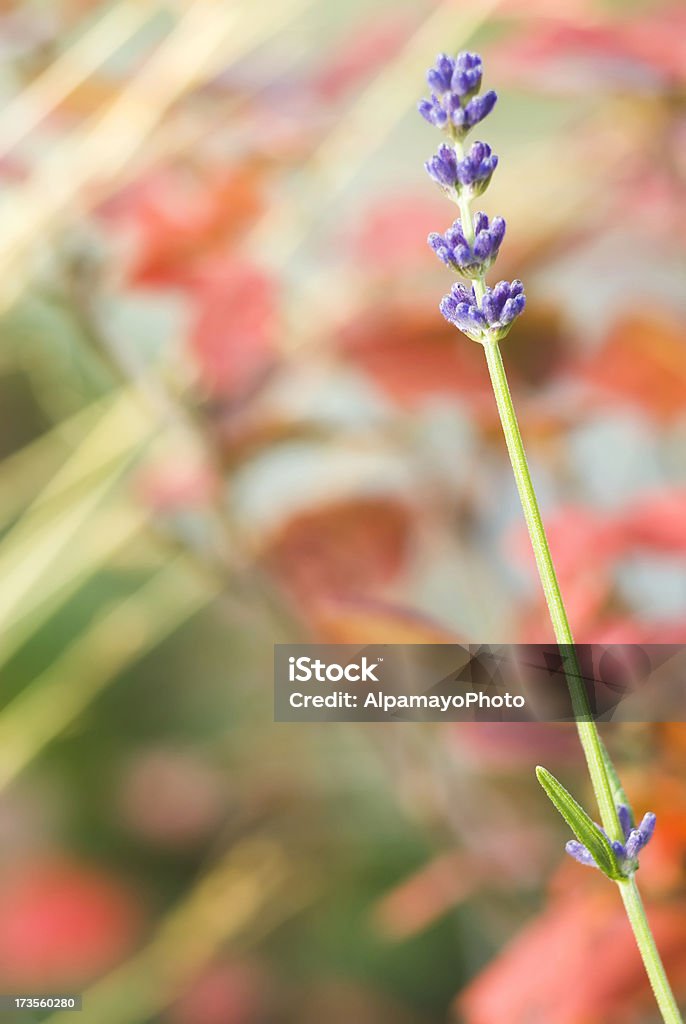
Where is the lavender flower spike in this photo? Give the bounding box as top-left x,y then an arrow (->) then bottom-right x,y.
428,213 -> 505,278
565,806 -> 657,877
441,280 -> 526,342
420,51 -> 522,343
418,51 -> 497,139
425,141 -> 498,197
424,143 -> 459,188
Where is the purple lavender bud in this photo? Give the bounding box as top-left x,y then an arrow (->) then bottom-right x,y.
455,142 -> 498,196
450,53 -> 483,97
418,96 -> 448,128
625,828 -> 644,860
426,53 -> 455,94
428,214 -> 506,279
612,840 -> 628,861
490,216 -> 506,246
617,804 -> 633,840
473,230 -> 492,261
481,292 -> 498,324
427,233 -> 452,265
473,211 -> 489,234
566,841 -> 597,868
445,222 -> 466,247
454,244 -> 472,266
448,98 -> 467,129
424,143 -> 459,187
463,89 -> 498,128
490,280 -> 511,315
500,293 -> 526,324
510,279 -> 524,297
481,280 -> 527,338
452,283 -> 474,303
440,283 -> 484,338
638,812 -> 656,845
467,305 -> 487,329
454,301 -> 473,322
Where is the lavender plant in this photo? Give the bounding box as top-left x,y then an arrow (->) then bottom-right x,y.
419,51 -> 683,1024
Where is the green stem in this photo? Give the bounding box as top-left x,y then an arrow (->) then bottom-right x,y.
619,878 -> 683,1024
481,335 -> 683,1024
481,339 -> 621,838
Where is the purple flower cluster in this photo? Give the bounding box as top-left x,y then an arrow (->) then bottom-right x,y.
426,51 -> 482,96
428,213 -> 505,277
439,280 -> 525,342
566,804 -> 656,877
420,51 -> 526,343
424,142 -> 498,195
418,53 -> 497,136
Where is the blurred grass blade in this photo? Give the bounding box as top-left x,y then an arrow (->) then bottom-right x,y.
0,558 -> 221,792
42,838 -> 313,1024
0,385 -> 149,537
0,0 -> 162,162
0,502 -> 147,669
0,0 -> 313,309
536,766 -> 623,881
0,473 -> 132,631
0,389 -> 137,527
0,390 -> 154,627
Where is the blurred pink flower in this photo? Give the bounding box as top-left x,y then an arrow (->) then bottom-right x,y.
166,961 -> 267,1024
187,259 -> 279,401
118,749 -> 226,848
491,7 -> 686,92
0,857 -> 142,987
346,193 -> 447,274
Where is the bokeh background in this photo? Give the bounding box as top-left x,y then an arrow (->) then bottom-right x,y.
0,0 -> 685,1021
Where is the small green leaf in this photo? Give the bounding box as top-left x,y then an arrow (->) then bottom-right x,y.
536,766 -> 624,881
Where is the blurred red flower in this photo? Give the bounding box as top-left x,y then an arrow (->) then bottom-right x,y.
187,259 -> 279,401
619,489 -> 686,553
337,305 -> 491,408
0,858 -> 142,987
261,497 -> 412,606
580,314 -> 686,421
458,881 -> 686,1023
103,164 -> 265,288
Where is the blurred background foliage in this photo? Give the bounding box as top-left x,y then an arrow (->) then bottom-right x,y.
0,0 -> 685,1021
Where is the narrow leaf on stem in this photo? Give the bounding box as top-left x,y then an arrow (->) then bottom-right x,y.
536,766 -> 625,881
